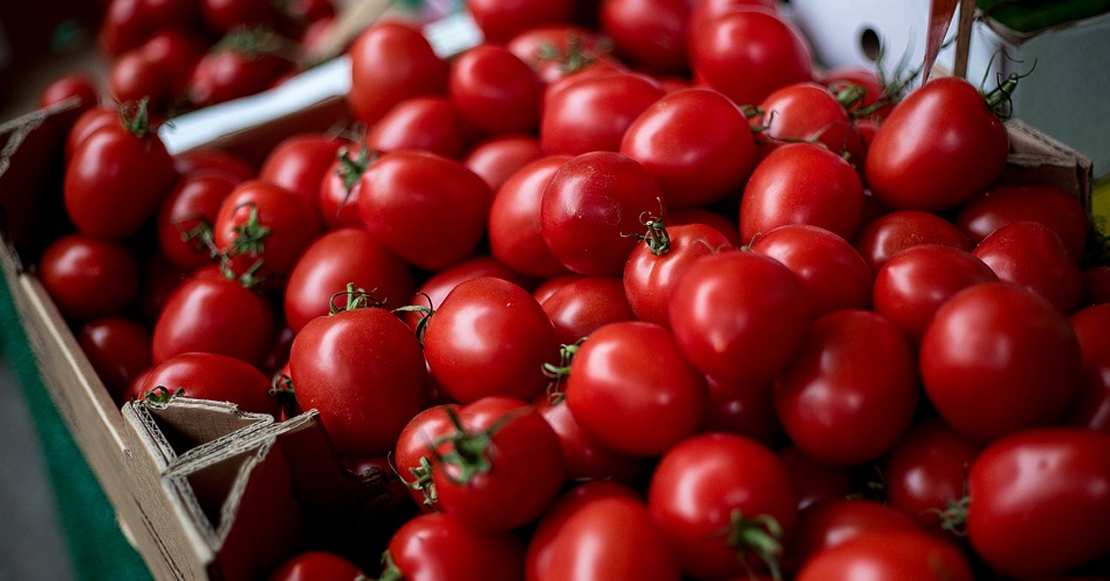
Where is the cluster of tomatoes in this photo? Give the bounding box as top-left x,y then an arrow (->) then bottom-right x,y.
23,0 -> 1110,579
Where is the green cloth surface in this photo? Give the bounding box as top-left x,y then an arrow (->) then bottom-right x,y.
978,0 -> 1110,33
0,274 -> 154,581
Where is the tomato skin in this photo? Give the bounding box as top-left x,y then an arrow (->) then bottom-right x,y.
489,155 -> 572,279
565,321 -> 707,456
776,446 -> 855,512
449,44 -> 544,136
794,531 -> 975,581
967,428 -> 1110,578
866,76 -> 1009,212
258,133 -> 345,219
384,511 -> 526,581
920,282 -> 1083,443
364,95 -> 469,159
532,395 -> 645,483
539,276 -> 636,345
540,72 -> 666,156
463,134 -> 544,193
624,223 -> 733,327
187,45 -> 291,108
600,0 -> 690,75
38,233 -> 141,321
99,0 -> 201,56
701,375 -> 784,447
505,24 -> 619,85
955,183 -> 1090,260
853,210 -> 973,273
756,82 -> 860,160
394,403 -> 459,509
78,316 -> 153,404
775,309 -> 919,466
38,73 -> 100,133
347,22 -> 448,126
136,351 -> 280,417
786,498 -> 920,573
265,550 -> 364,581
403,255 -> 532,325
972,220 -> 1084,315
467,0 -> 573,43
173,148 -> 256,183
1067,304 -> 1110,432
156,172 -> 239,272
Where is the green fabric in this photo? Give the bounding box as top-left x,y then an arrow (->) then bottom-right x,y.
978,0 -> 1110,33
0,275 -> 154,581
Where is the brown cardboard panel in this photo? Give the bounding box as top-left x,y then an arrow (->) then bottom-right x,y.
1004,118 -> 1095,212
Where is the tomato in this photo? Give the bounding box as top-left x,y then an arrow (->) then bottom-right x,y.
866,76 -> 1009,212
432,396 -> 565,532
99,0 -> 201,56
258,132 -> 346,220
532,395 -> 645,483
449,44 -> 543,136
137,252 -> 189,325
282,228 -> 414,333
463,134 -> 544,193
347,22 -> 448,126
489,155 -> 572,279
540,276 -> 636,345
599,0 -> 689,74
423,277 -> 560,404
38,73 -> 100,134
402,256 -> 532,327
739,142 -> 865,244
135,351 -> 280,417
972,219 -> 1084,315
794,531 -> 974,581
623,222 -> 733,327
648,432 -> 796,579
38,233 -> 140,320
775,309 -> 919,466
172,148 -> 256,183
701,375 -> 784,447
920,282 -> 1083,443
755,82 -> 862,162
955,182 -> 1090,260
78,316 -> 153,403
1082,265 -> 1110,306
468,0 -> 573,43
965,428 -> 1110,578
668,251 -> 810,383
619,87 -> 757,210
786,498 -> 920,573
750,224 -> 873,319
364,95 -> 469,159
776,446 -> 856,512
156,172 -> 239,272
265,550 -> 364,581
393,403 -> 459,509
564,321 -> 706,456
65,106 -> 118,164
541,151 -> 667,276
201,0 -> 282,35
379,511 -> 526,581
317,144 -> 372,231
668,208 -> 743,247
540,71 -> 665,155
688,8 -> 813,107
1066,303 -> 1110,432
505,24 -> 620,85
872,244 -> 998,344
110,29 -> 207,113
187,30 -> 293,108
686,0 -> 779,34
289,298 -> 428,458
64,102 -> 176,240
358,150 -> 492,271
853,210 -> 972,273
152,269 -> 277,368
819,66 -> 897,120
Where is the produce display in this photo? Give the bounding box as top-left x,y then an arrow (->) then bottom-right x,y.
6,0 -> 1110,579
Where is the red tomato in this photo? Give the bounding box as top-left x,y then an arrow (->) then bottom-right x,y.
776,446 -> 856,512
462,134 -> 544,193
380,511 -> 526,581
972,219 -> 1084,315
532,395 -> 645,483
317,144 -> 372,231
786,498 -> 920,573
347,22 -> 448,126
701,375 -> 784,447
99,0 -> 200,56
853,209 -> 973,273
564,321 -> 706,456
78,315 -> 153,403
756,82 -> 862,162
468,0 -> 572,42
289,300 -> 428,458
648,432 -> 797,579
669,208 -> 743,247
920,282 -> 1083,443
172,148 -> 257,183
955,182 -> 1090,260
794,531 -> 974,581
505,24 -> 620,85
774,309 -> 919,466
1082,265 -> 1110,306
819,66 -> 897,120
110,29 -> 206,113
258,133 -> 346,219
599,0 -> 690,74
38,233 -> 140,320
866,76 -> 1009,212
668,251 -> 810,383
265,550 -> 364,581
449,44 -> 543,136
136,351 -> 280,417
393,403 -> 459,509
686,0 -> 779,34
402,255 -> 532,328
155,172 -> 239,272
201,0 -> 281,35
187,29 -> 293,108
540,71 -> 665,155
364,95 -> 469,159
540,276 -> 636,345
966,428 -> 1110,578
38,73 -> 100,133
1066,304 -> 1110,432
489,155 -> 572,279
620,87 -> 757,210
541,151 -> 667,276
65,106 -> 118,164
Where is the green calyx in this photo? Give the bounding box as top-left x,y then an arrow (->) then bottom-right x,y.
542,340 -> 582,404
118,97 -> 155,139
329,282 -> 385,314
721,509 -> 785,581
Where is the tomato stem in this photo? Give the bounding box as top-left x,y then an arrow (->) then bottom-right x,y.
145,385 -> 185,404
721,509 -> 785,581
373,550 -> 404,581
329,282 -> 385,314
118,97 -> 154,138
542,341 -> 581,404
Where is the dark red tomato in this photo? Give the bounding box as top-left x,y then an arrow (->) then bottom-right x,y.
38,73 -> 99,134
449,44 -> 543,136
701,375 -> 783,448
564,321 -> 706,456
187,35 -> 292,108
393,403 -> 459,510
140,28 -> 209,99
853,210 -> 972,273
648,432 -> 797,579
540,276 -> 636,345
38,233 -> 140,320
290,301 -> 428,458
624,222 -> 733,327
956,183 -> 1090,260
669,208 -> 743,247
686,0 -> 779,34
819,66 -> 895,120
348,22 -> 448,126
432,396 -> 565,531
872,244 -> 998,345
258,132 -> 346,219
533,395 -> 645,483
774,309 -> 919,466
541,151 -> 667,276
972,220 -> 1084,315
172,148 -> 256,183
400,256 -> 530,334
424,277 -> 559,404
756,82 -> 862,162
136,351 -> 280,417
65,106 -> 118,164
201,0 -> 281,35
786,498 -> 920,574
283,228 -> 414,333
740,142 -> 865,244
99,0 -> 200,56
540,71 -> 665,155
600,0 -> 690,74
689,8 -> 813,107
364,95 -> 469,159
532,273 -> 585,304
750,224 -> 873,319
381,511 -> 526,581
108,50 -> 165,108
1082,265 -> 1110,306
317,144 -> 372,231
866,76 -> 1009,212
156,172 -> 239,271
920,282 -> 1083,443
463,134 -> 544,193
776,446 -> 856,512
489,155 -> 572,279
265,550 -> 364,581
1066,304 -> 1110,432
151,271 -> 276,367
358,150 -> 492,271
505,24 -> 621,85
533,494 -> 681,581
64,103 -> 176,240
668,251 -> 810,383
110,29 -> 207,113
966,428 -> 1110,578
138,252 -> 189,325
467,0 -> 573,43
620,87 -> 757,210
882,417 -> 982,533
78,315 -> 153,403
794,531 -> 974,581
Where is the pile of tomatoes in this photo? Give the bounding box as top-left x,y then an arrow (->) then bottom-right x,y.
22,0 -> 1110,579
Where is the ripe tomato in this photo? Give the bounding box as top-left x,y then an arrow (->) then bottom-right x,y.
394,403 -> 459,509
78,315 -> 153,403
532,395 -> 645,483
109,31 -> 205,113
172,148 -> 256,183
853,210 -> 972,273
648,432 -> 797,579
966,428 -> 1110,578
972,220 -> 1084,315
686,0 -> 779,34
599,0 -> 689,74
187,31 -> 292,108
756,82 -> 862,162
786,498 -> 920,573
540,276 -> 636,345
201,0 -> 281,35
449,44 -> 543,136
156,172 -> 239,272
866,76 -> 1009,212
920,282 -> 1083,443
317,144 -> 372,231
38,233 -> 140,320
776,446 -> 855,512
564,321 -> 706,456
135,351 -> 280,417
364,95 -> 469,159
467,0 -> 573,43
701,375 -> 784,447
955,182 -> 1090,260
540,71 -> 665,155
489,155 -> 572,279
1067,303 -> 1110,432
794,531 -> 974,581
402,256 -> 531,327
462,134 -> 544,193
265,550 -> 364,581
380,511 -> 526,581
347,22 -> 448,126
505,24 -> 621,85
99,0 -> 200,56
258,133 -> 346,220
37,73 -> 100,134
